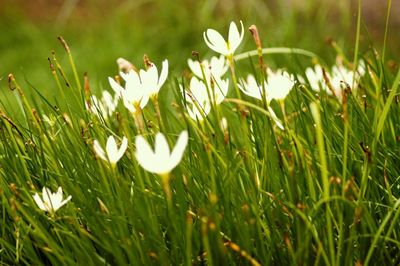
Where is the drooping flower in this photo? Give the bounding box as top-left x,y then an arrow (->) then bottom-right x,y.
33,186 -> 72,213
203,21 -> 244,57
93,136 -> 128,166
117,57 -> 135,73
86,90 -> 119,119
135,131 -> 188,175
188,55 -> 228,80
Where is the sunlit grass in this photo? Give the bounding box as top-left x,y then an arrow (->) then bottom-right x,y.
1,1 -> 400,265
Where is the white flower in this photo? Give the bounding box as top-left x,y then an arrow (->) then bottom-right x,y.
109,71 -> 149,114
86,91 -> 119,119
203,21 -> 244,57
180,82 -> 212,121
303,62 -> 365,101
265,69 -> 295,101
239,70 -> 294,102
135,131 -> 188,175
188,55 -> 228,80
187,76 -> 229,105
141,59 -> 169,98
108,59 -> 168,113
180,76 -> 228,121
33,186 -> 72,213
93,136 -> 128,166
238,74 -> 264,100
331,62 -> 364,90
304,65 -> 325,92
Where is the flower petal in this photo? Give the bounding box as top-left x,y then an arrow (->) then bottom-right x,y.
93,140 -> 107,162
204,29 -> 228,55
229,20 -> 244,53
33,193 -> 46,211
135,135 -> 158,173
108,77 -> 124,99
154,133 -> 170,162
168,131 -> 189,171
157,60 -> 169,90
58,195 -> 72,210
106,136 -> 118,163
115,136 -> 128,162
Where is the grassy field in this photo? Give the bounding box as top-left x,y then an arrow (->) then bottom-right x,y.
1,0 -> 400,265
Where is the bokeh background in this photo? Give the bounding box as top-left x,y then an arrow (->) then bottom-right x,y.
0,0 -> 398,99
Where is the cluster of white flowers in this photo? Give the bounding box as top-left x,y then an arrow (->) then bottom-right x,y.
304,62 -> 365,100
34,20 -> 363,214
85,58 -> 168,117
34,129 -> 188,213
180,21 -> 245,122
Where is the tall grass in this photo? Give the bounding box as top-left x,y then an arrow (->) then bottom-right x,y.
1,1 -> 400,265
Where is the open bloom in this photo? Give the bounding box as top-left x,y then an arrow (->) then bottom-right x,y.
188,55 -> 228,80
108,59 -> 168,113
239,69 -> 295,102
33,186 -> 72,213
93,136 -> 128,166
109,70 -> 149,114
135,131 -> 188,175
86,90 -> 119,119
203,21 -> 244,57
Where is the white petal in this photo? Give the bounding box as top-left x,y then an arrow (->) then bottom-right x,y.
268,106 -> 285,130
135,135 -> 158,173
204,30 -> 228,55
141,67 -> 158,96
230,20 -> 244,53
154,133 -> 170,161
108,77 -> 124,98
210,55 -> 228,77
106,136 -> 118,163
168,131 -> 189,172
139,94 -> 150,109
115,136 -> 128,162
53,187 -> 64,209
57,195 -> 72,211
42,187 -> 52,210
239,75 -> 263,100
33,193 -> 46,211
93,140 -> 107,162
157,60 -> 169,89
228,21 -> 241,53
188,59 -> 203,78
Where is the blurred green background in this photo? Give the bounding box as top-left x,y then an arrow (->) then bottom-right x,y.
0,0 -> 398,100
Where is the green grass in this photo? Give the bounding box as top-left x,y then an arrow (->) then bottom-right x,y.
1,0 -> 400,265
